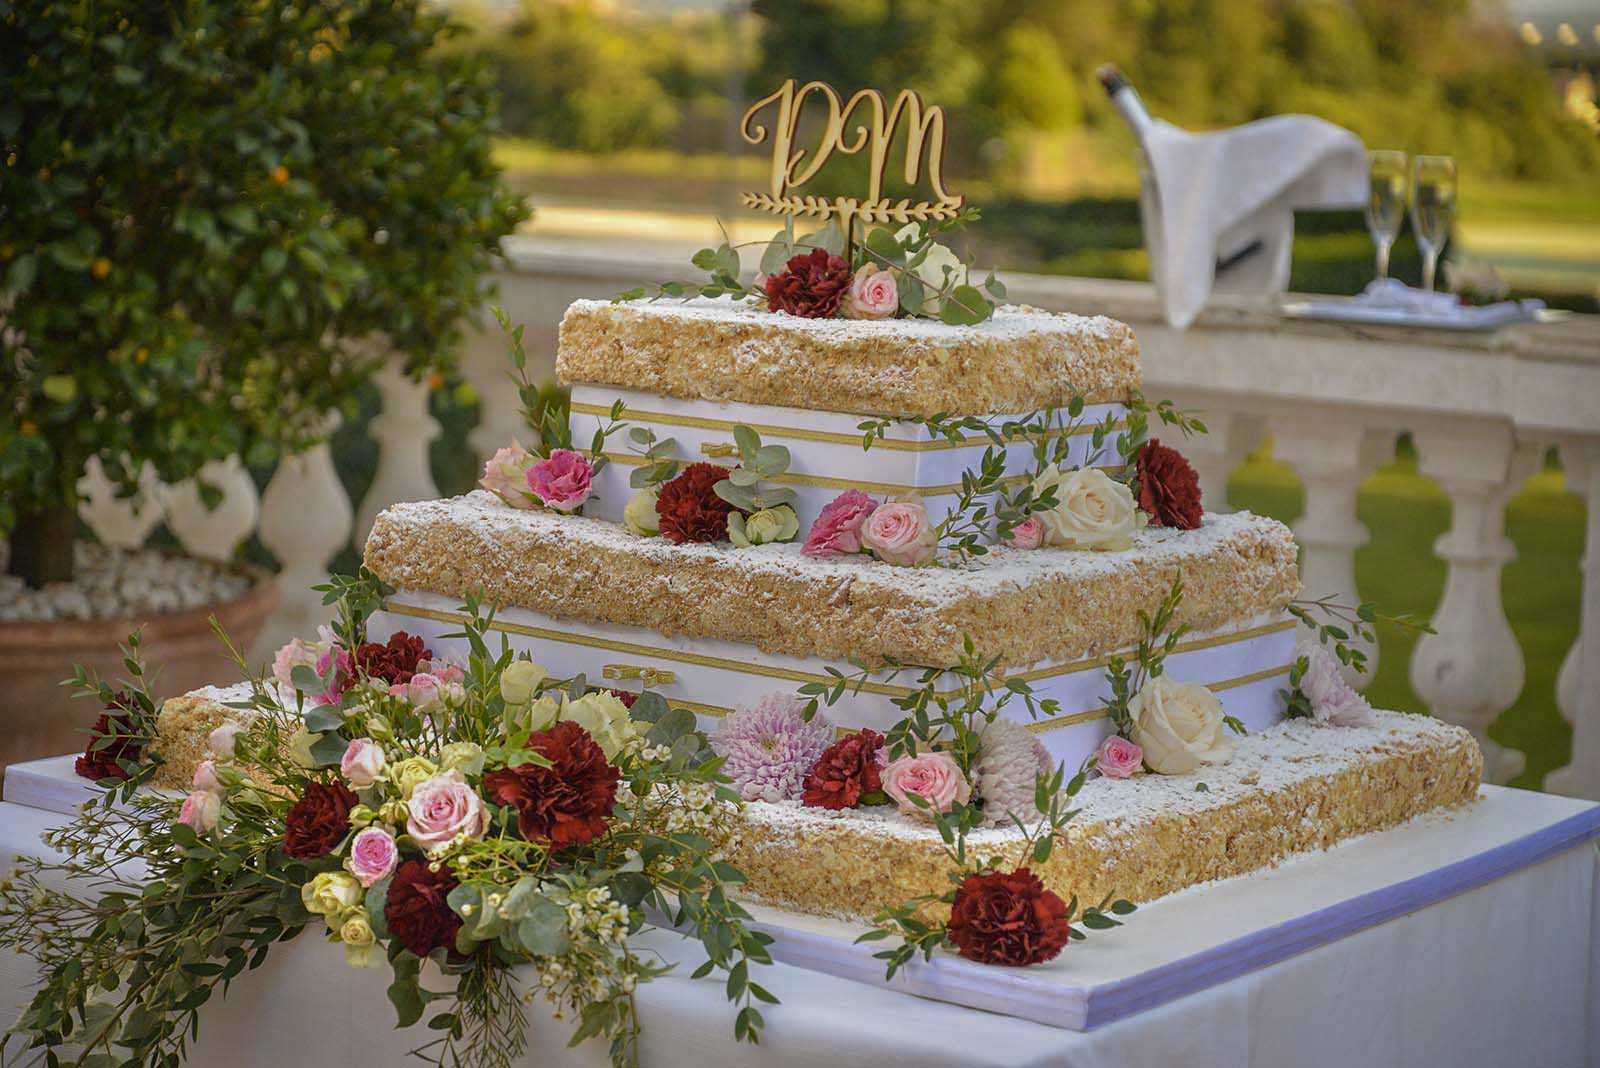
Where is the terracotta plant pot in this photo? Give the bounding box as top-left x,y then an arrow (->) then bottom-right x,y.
0,565 -> 277,775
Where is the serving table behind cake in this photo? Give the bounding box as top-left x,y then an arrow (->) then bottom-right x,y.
4,763 -> 1598,1068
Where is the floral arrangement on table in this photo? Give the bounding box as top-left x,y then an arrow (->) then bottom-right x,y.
0,577 -> 778,1068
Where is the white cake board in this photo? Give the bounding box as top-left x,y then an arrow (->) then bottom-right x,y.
9,758 -> 1596,1034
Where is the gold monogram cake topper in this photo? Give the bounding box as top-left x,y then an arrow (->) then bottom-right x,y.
739,79 -> 966,234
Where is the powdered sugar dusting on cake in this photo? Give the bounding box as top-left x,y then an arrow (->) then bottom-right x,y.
373,491 -> 1294,612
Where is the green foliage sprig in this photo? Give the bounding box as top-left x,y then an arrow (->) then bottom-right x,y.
625,426 -> 681,490
1287,594 -> 1436,678
495,307 -> 629,469
711,426 -> 798,515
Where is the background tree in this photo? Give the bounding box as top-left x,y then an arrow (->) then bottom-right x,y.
0,0 -> 528,587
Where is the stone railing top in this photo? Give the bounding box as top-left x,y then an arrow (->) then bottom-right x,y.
500,235 -> 1600,436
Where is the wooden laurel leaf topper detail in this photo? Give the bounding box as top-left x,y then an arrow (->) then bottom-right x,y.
739,79 -> 966,226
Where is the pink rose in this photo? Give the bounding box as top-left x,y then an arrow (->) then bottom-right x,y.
1095,735 -> 1144,779
527,448 -> 593,513
802,490 -> 879,557
192,760 -> 222,793
346,826 -> 399,888
405,770 -> 488,853
208,721 -> 243,762
1005,515 -> 1044,550
340,738 -> 386,789
882,751 -> 971,817
844,265 -> 899,320
177,789 -> 220,833
480,439 -> 538,508
860,497 -> 937,567
394,672 -> 462,713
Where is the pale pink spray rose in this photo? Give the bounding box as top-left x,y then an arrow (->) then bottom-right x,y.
527,448 -> 594,513
802,490 -> 879,557
192,760 -> 222,794
1005,515 -> 1044,550
844,265 -> 899,320
208,721 -> 243,762
346,826 -> 399,888
178,789 -> 221,833
340,738 -> 386,789
271,636 -> 320,688
860,497 -> 937,567
1095,735 -> 1144,779
882,751 -> 971,818
479,439 -> 538,508
405,770 -> 488,853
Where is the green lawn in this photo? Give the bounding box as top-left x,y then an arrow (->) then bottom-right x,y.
1229,445 -> 1581,789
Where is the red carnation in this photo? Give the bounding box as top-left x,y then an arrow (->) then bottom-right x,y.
385,858 -> 463,958
482,721 -> 620,848
765,248 -> 852,319
1136,439 -> 1203,530
282,780 -> 360,859
608,689 -> 640,709
655,462 -> 738,544
356,631 -> 432,685
947,867 -> 1071,966
801,729 -> 885,810
74,692 -> 142,782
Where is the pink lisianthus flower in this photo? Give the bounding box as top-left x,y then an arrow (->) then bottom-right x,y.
480,439 -> 538,508
311,645 -> 355,706
882,751 -> 971,818
527,448 -> 593,513
405,770 -> 488,853
1095,735 -> 1144,779
860,497 -> 937,567
843,265 -> 899,320
802,490 -> 879,558
1297,640 -> 1376,727
340,738 -> 386,790
393,671 -> 463,713
1005,515 -> 1044,550
271,636 -> 320,689
178,789 -> 220,833
346,826 -> 399,888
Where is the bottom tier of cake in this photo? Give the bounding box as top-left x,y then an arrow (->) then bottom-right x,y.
723,710 -> 1482,920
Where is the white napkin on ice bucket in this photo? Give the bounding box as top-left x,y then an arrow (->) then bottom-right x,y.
1142,114 -> 1367,329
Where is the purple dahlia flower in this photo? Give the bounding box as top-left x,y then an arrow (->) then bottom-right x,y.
711,694 -> 836,803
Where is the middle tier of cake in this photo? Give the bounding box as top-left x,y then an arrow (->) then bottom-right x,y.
362,493 -> 1302,772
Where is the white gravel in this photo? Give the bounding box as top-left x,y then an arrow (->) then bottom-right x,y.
0,543 -> 255,622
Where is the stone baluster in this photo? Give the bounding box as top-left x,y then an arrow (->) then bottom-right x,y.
256,422 -> 353,659
1267,414 -> 1389,686
354,361 -> 440,546
161,456 -> 261,561
1408,426 -> 1539,785
462,319 -> 526,466
1181,410 -> 1262,514
76,457 -> 163,550
1547,441 -> 1599,800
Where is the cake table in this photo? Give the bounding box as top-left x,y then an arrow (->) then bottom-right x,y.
3,762 -> 1597,1068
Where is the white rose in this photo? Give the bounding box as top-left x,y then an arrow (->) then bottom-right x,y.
894,224 -> 965,315
301,872 -> 362,918
500,659 -> 549,706
1128,675 -> 1236,774
1031,466 -> 1140,551
560,691 -> 640,759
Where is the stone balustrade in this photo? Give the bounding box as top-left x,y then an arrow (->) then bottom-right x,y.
73,237 -> 1600,799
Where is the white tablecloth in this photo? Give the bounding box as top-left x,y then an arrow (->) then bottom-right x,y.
3,798 -> 1597,1068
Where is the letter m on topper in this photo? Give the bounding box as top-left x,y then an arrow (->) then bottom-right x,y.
738,79 -> 966,233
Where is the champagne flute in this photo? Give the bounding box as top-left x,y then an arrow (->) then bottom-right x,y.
1410,155 -> 1457,293
1365,150 -> 1408,283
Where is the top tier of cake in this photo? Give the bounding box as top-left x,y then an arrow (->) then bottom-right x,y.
556,297 -> 1142,419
